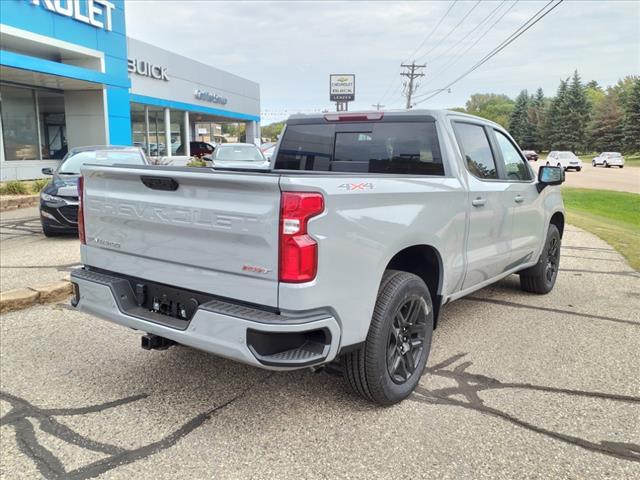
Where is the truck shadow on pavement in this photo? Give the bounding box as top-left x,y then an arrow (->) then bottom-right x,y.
412,353 -> 640,462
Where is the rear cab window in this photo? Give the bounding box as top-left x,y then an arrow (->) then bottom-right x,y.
275,120 -> 444,175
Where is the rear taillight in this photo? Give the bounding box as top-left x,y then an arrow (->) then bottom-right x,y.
78,176 -> 86,245
279,192 -> 324,283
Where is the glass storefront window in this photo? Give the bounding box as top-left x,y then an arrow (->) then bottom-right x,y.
130,103 -> 148,154
170,109 -> 184,155
148,107 -> 166,157
1,85 -> 40,160
37,90 -> 66,159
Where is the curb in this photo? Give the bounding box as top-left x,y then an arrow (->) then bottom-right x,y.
0,195 -> 39,211
0,280 -> 73,314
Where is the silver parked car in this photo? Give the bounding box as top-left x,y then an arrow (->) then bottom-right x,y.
72,110 -> 565,405
592,152 -> 624,168
211,143 -> 270,169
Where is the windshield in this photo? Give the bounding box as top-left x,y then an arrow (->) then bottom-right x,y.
58,150 -> 144,174
214,145 -> 265,162
558,152 -> 576,159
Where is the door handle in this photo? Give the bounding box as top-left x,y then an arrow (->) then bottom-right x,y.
514,195 -> 525,204
471,197 -> 486,207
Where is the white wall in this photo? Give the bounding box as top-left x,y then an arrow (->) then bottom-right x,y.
64,90 -> 108,148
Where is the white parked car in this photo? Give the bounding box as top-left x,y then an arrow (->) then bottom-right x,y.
211,143 -> 270,169
592,152 -> 624,168
546,151 -> 583,171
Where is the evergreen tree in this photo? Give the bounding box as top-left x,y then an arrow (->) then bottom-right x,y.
588,91 -> 624,152
509,90 -> 532,147
622,78 -> 640,152
545,79 -> 570,149
563,70 -> 591,152
529,88 -> 546,150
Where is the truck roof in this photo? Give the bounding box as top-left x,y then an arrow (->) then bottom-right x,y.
286,109 -> 503,129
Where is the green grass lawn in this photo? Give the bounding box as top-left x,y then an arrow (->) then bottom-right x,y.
562,187 -> 640,270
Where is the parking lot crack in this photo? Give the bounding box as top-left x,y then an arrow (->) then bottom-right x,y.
464,297 -> 639,327
414,353 -> 640,462
0,373 -> 273,480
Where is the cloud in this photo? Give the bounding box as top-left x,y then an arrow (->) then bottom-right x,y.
125,0 -> 639,123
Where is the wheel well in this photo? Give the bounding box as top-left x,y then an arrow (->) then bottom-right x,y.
550,212 -> 565,238
385,245 -> 443,326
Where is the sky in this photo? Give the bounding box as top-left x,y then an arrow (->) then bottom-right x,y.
125,0 -> 640,124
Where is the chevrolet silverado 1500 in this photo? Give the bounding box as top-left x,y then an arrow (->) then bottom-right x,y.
71,110 -> 565,405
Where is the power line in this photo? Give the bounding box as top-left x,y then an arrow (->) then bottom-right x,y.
413,0 -> 519,100
402,0 -> 459,63
377,0 -> 457,105
415,0 -> 482,62
415,0 -> 563,105
422,0 -> 508,68
400,62 -> 426,109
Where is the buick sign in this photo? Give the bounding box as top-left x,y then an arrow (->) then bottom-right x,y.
128,59 -> 169,81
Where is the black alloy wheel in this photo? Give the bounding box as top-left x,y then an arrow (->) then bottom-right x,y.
545,236 -> 560,284
386,296 -> 429,384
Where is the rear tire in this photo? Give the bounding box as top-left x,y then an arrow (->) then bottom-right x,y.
605,162 -> 610,168
342,270 -> 434,406
519,224 -> 561,294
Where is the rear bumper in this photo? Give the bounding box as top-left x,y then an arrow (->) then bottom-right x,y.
70,269 -> 341,370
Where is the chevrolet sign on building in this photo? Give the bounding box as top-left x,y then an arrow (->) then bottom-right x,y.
0,0 -> 261,180
28,0 -> 116,31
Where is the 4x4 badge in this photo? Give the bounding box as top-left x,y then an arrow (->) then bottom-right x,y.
338,183 -> 374,191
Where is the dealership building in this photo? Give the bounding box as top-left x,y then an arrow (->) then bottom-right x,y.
0,0 -> 261,180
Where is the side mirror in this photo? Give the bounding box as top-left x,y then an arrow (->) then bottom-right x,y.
41,167 -> 53,175
537,165 -> 564,192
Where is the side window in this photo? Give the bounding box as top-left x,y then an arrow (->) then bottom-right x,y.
494,130 -> 532,181
454,122 -> 498,179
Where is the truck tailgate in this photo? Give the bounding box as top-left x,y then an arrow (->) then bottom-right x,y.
81,165 -> 281,307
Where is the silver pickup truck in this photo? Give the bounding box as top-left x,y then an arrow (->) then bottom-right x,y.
71,110 -> 565,405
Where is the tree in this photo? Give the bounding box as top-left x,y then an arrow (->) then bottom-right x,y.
464,93 -> 514,127
563,70 -> 591,152
261,121 -> 285,141
588,91 -> 624,152
529,87 -> 547,150
545,79 -> 570,149
622,78 -> 640,152
509,90 -> 536,148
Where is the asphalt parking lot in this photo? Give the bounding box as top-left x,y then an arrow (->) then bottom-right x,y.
1,213 -> 639,479
550,162 -> 639,194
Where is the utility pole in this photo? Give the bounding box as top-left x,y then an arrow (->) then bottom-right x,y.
371,103 -> 385,111
400,62 -> 426,109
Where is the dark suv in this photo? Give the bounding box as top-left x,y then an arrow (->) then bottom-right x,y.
39,146 -> 147,237
176,141 -> 215,158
